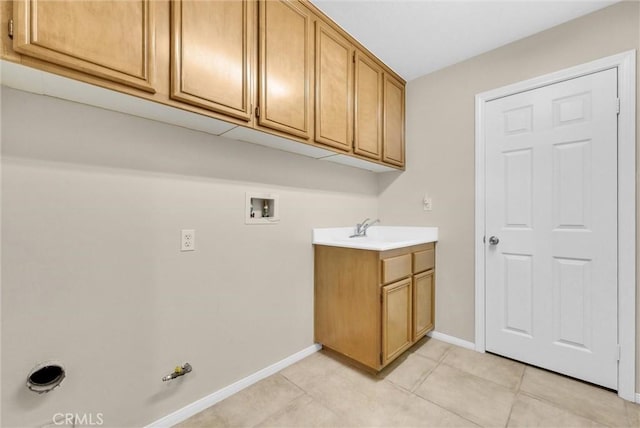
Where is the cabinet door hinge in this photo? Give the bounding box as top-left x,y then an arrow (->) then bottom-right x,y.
8,18 -> 13,39
616,98 -> 620,115
255,106 -> 260,118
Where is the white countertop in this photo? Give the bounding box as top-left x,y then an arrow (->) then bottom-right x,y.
313,226 -> 438,251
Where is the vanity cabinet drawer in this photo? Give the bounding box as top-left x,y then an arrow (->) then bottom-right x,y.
413,249 -> 435,273
381,254 -> 411,284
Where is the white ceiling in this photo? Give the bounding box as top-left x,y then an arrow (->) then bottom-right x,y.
310,0 -> 619,81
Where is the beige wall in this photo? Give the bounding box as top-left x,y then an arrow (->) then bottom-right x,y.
378,0 -> 640,391
0,87 -> 378,427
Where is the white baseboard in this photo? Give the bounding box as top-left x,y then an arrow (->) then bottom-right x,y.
146,344 -> 322,428
427,331 -> 475,350
636,392 -> 640,404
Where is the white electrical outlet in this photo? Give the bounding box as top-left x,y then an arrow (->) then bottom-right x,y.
423,197 -> 433,211
181,229 -> 195,251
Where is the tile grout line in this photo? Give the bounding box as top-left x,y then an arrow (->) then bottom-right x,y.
278,372 -> 310,396
516,365 -> 627,427
515,363 -> 527,392
248,374 -> 308,428
441,347 -> 527,392
285,365 -> 376,426
406,354 -> 441,393
410,387 -> 482,427
503,391 -> 521,428
252,391 -> 329,428
438,359 -> 520,393
624,401 -> 639,426
502,363 -> 528,428
516,363 -> 628,427
409,347 -> 448,392
517,366 -> 629,428
417,345 -> 521,427
517,389 -> 616,428
407,346 -> 483,427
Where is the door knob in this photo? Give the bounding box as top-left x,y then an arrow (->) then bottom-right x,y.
488,236 -> 500,245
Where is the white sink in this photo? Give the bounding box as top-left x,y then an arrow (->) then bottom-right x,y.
313,226 -> 438,251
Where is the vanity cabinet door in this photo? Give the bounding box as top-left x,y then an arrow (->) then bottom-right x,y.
13,0 -> 155,93
413,270 -> 434,341
171,0 -> 252,121
382,277 -> 412,365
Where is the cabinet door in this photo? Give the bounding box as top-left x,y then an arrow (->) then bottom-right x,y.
13,0 -> 155,93
354,52 -> 382,159
382,278 -> 412,365
171,0 -> 252,121
413,270 -> 434,341
314,21 -> 352,151
258,0 -> 312,139
383,74 -> 405,166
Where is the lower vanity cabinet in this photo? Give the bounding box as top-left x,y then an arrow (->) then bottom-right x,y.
314,242 -> 435,371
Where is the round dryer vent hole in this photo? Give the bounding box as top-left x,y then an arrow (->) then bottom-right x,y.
26,362 -> 66,393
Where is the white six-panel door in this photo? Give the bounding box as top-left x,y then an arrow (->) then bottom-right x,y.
485,69 -> 618,389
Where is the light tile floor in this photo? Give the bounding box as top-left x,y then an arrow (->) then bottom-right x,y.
178,338 -> 640,427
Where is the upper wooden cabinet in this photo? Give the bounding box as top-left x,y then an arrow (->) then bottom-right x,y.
5,0 -> 406,170
383,73 -> 406,166
314,21 -> 353,152
258,0 -> 313,140
354,51 -> 383,160
13,0 -> 155,93
170,0 -> 252,121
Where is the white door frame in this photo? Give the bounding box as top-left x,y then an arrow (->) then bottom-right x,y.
474,50 -> 636,401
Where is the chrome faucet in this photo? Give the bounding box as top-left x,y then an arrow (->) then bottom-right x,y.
353,218 -> 369,236
350,218 -> 380,238
361,219 -> 380,236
